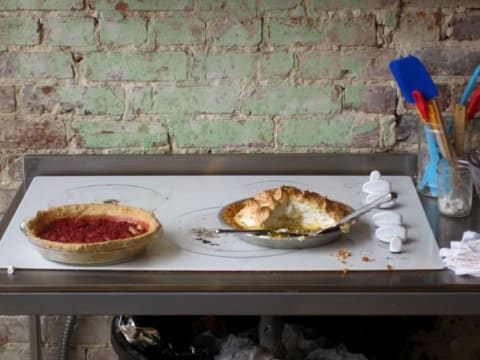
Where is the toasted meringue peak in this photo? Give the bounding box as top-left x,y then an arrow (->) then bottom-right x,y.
223,186 -> 351,233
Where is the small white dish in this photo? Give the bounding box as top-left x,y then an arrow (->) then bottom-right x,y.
375,225 -> 407,243
372,211 -> 402,226
366,192 -> 395,209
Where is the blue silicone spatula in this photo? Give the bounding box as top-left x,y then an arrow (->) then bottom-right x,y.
389,55 -> 438,102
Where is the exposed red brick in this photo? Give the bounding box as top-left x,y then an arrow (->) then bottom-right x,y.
436,83 -> 451,111
393,10 -> 439,43
115,2 -> 129,11
361,87 -> 397,114
40,86 -> 56,95
0,118 -> 66,149
450,15 -> 480,41
351,129 -> 379,148
345,86 -> 396,114
19,86 -> 58,114
417,48 -> 480,76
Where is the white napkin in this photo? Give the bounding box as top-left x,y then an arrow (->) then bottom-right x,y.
439,231 -> 480,276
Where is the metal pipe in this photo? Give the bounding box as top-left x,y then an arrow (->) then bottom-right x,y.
59,315 -> 76,360
29,315 -> 41,360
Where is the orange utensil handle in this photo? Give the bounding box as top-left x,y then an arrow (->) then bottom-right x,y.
428,99 -> 456,163
454,104 -> 467,156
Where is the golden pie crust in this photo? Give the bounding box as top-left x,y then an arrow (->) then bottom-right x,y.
23,203 -> 161,264
222,185 -> 351,233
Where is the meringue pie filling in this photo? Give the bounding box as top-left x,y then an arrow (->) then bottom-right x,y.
223,185 -> 351,235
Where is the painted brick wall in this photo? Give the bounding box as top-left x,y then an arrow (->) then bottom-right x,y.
1,1 -> 480,359
1,0 -> 480,213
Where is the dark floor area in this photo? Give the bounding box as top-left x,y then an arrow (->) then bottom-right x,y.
111,315 -> 463,360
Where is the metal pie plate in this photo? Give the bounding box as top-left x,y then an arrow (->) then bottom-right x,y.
219,200 -> 353,249
20,205 -> 162,266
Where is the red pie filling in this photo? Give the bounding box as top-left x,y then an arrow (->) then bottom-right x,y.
37,215 -> 149,243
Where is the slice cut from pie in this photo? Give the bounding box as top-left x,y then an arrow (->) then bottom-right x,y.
23,203 -> 161,265
222,185 -> 351,234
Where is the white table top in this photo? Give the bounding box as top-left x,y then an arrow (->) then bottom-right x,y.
0,175 -> 444,272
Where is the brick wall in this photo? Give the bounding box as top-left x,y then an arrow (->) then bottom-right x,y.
0,315 -> 117,360
1,0 -> 480,213
1,0 -> 480,359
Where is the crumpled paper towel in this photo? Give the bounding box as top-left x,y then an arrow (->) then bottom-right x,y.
439,231 -> 480,276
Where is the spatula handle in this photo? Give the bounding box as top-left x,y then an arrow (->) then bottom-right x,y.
454,104 -> 467,156
430,99 -> 457,163
426,101 -> 448,160
338,192 -> 397,226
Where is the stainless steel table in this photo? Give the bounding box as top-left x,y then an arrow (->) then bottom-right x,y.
1,154 -> 479,359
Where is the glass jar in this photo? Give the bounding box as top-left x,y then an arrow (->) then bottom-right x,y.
437,159 -> 473,218
416,123 -> 440,197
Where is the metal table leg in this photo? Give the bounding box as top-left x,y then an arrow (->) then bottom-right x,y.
29,315 -> 41,360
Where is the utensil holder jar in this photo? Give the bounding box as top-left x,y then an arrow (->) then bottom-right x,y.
437,159 -> 473,218
416,117 -> 468,198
